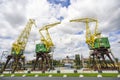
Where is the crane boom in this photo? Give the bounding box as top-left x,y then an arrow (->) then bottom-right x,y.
36,22 -> 60,53
11,19 -> 36,55
39,22 -> 61,31
39,22 -> 60,51
70,18 -> 99,49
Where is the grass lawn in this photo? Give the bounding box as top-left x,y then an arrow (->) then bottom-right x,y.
1,73 -> 119,77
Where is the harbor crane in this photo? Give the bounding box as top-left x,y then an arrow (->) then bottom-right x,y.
70,18 -> 118,72
32,22 -> 60,71
0,19 -> 36,73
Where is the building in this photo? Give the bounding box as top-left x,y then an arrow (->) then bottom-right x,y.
62,56 -> 74,68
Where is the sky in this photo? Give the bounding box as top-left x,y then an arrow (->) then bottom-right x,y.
0,0 -> 120,61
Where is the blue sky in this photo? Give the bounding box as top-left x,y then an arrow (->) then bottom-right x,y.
57,16 -> 64,21
47,0 -> 70,8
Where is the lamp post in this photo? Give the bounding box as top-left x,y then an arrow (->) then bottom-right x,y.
118,41 -> 120,73
51,46 -> 55,70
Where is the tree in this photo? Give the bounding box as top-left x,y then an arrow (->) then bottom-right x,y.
74,54 -> 81,69
52,60 -> 63,67
115,58 -> 118,63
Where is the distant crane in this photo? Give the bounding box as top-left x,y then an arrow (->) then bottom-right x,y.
0,51 -> 9,69
32,22 -> 60,71
0,19 -> 36,73
0,51 -> 9,62
70,18 -> 118,72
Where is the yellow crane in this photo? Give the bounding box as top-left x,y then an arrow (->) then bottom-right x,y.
70,18 -> 118,72
39,22 -> 61,51
12,19 -> 37,55
70,18 -> 100,49
1,19 -> 36,73
33,22 -> 60,71
35,22 -> 61,53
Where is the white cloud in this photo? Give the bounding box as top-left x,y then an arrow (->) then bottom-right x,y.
0,0 -> 120,61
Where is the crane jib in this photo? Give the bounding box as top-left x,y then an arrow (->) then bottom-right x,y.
11,19 -> 36,55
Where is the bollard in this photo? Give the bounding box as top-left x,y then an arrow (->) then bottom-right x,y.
42,71 -> 45,73
27,70 -> 31,73
118,70 -> 120,73
57,70 -> 60,73
98,70 -> 102,73
74,70 -> 77,73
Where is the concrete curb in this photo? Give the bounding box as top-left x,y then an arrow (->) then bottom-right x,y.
48,75 -> 52,77
63,75 -> 67,77
34,74 -> 38,77
97,74 -> 102,77
0,74 -> 4,77
79,75 -> 84,77
11,74 -> 15,77
22,74 -> 26,77
117,75 -> 120,78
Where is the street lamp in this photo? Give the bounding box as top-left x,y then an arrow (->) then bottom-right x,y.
51,46 -> 55,70
118,41 -> 120,73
